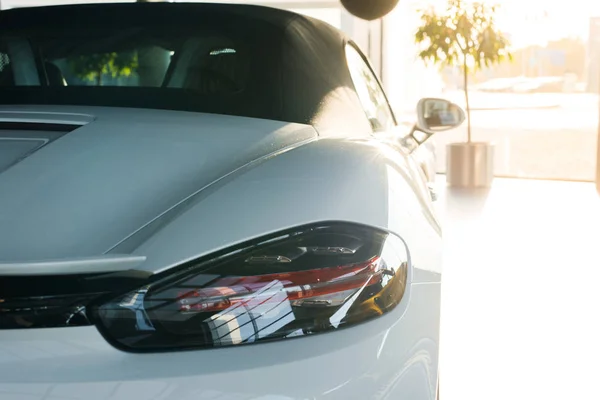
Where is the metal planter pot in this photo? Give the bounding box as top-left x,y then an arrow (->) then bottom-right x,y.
446,142 -> 495,188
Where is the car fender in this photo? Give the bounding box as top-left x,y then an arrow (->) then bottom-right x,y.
120,138 -> 442,284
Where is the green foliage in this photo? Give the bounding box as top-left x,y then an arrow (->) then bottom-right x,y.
68,52 -> 138,85
414,0 -> 512,142
415,0 -> 512,71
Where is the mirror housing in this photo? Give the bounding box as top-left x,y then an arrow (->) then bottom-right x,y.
416,98 -> 465,134
399,98 -> 465,153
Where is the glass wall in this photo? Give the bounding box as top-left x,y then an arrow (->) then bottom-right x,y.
423,0 -> 599,182
381,0 -> 445,114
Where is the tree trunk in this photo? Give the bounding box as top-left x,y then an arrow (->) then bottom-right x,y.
463,56 -> 472,143
96,70 -> 102,86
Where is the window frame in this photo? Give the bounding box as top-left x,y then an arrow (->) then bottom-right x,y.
345,41 -> 397,132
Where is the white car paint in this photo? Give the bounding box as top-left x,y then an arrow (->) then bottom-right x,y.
0,105 -> 441,278
0,106 -> 442,400
0,283 -> 440,400
390,113 -> 438,185
0,3 -> 450,398
0,106 -> 315,261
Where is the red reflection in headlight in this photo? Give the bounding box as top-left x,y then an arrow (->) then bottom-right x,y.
177,256 -> 382,313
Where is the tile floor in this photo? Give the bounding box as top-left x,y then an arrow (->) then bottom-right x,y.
434,176 -> 600,400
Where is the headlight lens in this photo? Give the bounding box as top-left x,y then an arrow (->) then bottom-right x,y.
94,223 -> 409,352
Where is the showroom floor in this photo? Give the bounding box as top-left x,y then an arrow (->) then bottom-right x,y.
433,177 -> 600,400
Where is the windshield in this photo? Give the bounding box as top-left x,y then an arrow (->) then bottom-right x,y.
0,4 -> 290,121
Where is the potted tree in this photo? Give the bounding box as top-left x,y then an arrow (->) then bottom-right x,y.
415,0 -> 511,188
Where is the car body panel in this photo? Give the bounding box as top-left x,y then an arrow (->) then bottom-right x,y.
0,283 -> 440,400
0,108 -> 442,400
0,3 -> 444,399
0,105 -> 441,282
0,105 -> 316,262
415,141 -> 437,179
392,114 -> 438,185
116,137 -> 441,281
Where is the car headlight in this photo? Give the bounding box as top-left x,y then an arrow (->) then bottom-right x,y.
93,222 -> 409,352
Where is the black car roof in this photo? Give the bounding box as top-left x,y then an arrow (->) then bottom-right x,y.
0,2 -> 372,136
0,2 -> 322,31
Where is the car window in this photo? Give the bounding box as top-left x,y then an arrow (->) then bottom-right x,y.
0,8 -> 283,120
0,4 -> 381,133
345,44 -> 395,132
0,33 -> 246,94
0,51 -> 10,86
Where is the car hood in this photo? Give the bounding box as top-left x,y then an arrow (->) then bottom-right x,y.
0,106 -> 316,262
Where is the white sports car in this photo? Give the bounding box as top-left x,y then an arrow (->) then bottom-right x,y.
0,3 -> 464,400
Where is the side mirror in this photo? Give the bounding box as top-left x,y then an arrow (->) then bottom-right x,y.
416,98 -> 465,134
399,98 -> 465,153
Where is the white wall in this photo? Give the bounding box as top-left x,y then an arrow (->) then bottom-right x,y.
382,0 -> 444,114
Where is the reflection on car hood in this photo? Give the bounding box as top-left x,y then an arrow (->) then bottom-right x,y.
0,105 -> 316,262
